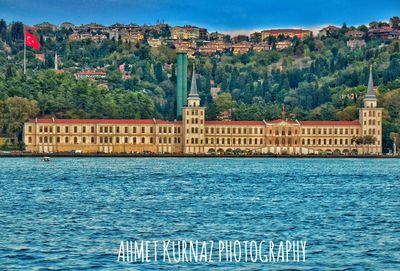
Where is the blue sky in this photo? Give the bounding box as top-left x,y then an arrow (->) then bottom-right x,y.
0,0 -> 399,33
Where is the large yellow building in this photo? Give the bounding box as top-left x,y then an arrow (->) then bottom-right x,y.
24,66 -> 382,155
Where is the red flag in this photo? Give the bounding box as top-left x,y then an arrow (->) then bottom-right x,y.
25,32 -> 40,50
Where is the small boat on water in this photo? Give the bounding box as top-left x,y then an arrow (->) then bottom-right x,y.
41,157 -> 50,162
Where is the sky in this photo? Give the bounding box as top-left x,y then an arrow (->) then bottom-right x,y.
0,0 -> 399,34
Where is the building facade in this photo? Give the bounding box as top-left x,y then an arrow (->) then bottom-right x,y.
261,29 -> 312,41
318,25 -> 340,38
347,39 -> 366,49
24,66 -> 382,155
171,26 -> 201,40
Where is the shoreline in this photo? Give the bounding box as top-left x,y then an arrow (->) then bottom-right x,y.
0,153 -> 399,158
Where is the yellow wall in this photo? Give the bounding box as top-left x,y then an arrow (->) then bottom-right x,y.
24,120 -> 382,155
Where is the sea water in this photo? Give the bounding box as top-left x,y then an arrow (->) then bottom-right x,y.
0,158 -> 399,270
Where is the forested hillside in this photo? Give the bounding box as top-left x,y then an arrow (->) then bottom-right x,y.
0,19 -> 400,152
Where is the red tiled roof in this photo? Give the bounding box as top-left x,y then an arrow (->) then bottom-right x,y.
299,120 -> 361,126
266,119 -> 298,124
29,118 -> 361,126
322,25 -> 340,30
28,119 -> 177,125
262,29 -> 311,34
157,120 -> 182,125
205,121 -> 265,126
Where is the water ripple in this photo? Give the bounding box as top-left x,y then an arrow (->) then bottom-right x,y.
0,158 -> 399,270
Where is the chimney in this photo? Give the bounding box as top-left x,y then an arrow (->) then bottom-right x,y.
176,51 -> 188,118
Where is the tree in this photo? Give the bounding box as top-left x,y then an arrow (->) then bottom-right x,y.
0,97 -> 40,141
214,93 -> 235,119
369,21 -> 379,28
363,135 -> 377,154
9,22 -> 24,41
320,104 -> 336,120
352,136 -> 364,154
390,132 -> 400,154
154,62 -> 164,82
357,25 -> 368,32
0,19 -> 7,41
336,105 -> 358,120
351,135 -> 376,154
390,16 -> 400,29
384,58 -> 400,83
343,85 -> 366,104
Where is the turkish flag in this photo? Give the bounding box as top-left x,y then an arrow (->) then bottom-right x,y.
25,32 -> 40,50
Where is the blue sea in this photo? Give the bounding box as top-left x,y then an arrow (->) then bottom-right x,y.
0,158 -> 399,270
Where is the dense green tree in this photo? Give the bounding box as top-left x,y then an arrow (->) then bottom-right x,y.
0,97 -> 39,139
0,18 -> 400,151
214,92 -> 234,118
9,22 -> 24,41
154,62 -> 164,82
390,16 -> 400,29
0,19 -> 7,41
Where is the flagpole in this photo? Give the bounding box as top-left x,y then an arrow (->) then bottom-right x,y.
23,30 -> 26,75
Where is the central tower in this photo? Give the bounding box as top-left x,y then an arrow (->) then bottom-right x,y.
182,64 -> 205,154
359,65 -> 383,154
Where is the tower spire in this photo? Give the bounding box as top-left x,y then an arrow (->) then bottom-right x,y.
366,64 -> 376,98
189,63 -> 198,97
